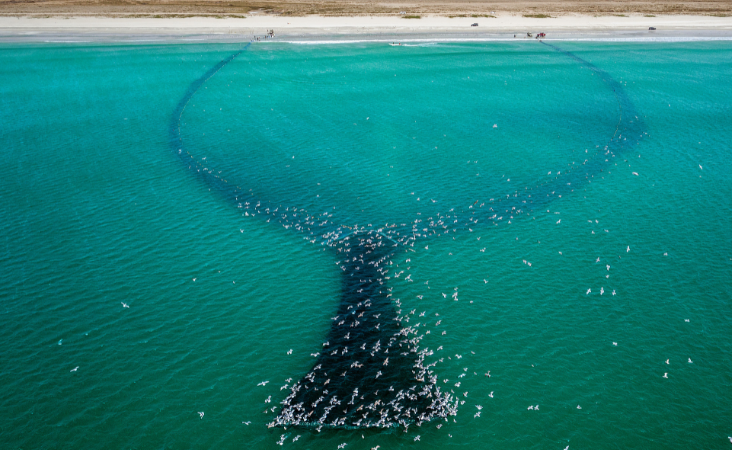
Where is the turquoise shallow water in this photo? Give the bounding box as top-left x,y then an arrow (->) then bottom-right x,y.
1,40 -> 731,449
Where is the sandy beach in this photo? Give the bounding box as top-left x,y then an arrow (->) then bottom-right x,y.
2,14 -> 732,42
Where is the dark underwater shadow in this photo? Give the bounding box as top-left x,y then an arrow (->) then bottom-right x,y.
168,40 -> 644,430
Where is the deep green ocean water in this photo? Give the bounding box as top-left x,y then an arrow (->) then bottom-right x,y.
1,40 -> 731,449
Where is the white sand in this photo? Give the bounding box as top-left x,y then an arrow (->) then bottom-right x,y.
1,14 -> 732,41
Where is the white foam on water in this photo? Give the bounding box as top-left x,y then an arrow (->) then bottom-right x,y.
278,36 -> 732,45
550,36 -> 732,42
276,38 -> 513,44
401,42 -> 439,47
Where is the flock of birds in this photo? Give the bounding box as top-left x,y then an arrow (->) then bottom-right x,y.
150,38 -> 716,447
265,231 -> 461,430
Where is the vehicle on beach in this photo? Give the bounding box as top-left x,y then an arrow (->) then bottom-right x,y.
649,27 -> 657,30
471,23 -> 479,27
536,32 -> 546,38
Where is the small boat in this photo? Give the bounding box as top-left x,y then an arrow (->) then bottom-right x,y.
389,42 -> 402,46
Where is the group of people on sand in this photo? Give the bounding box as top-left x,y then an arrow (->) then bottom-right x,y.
514,32 -> 547,39
252,29 -> 275,41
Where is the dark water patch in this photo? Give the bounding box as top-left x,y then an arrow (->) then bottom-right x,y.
168,41 -> 644,431
272,231 -> 457,429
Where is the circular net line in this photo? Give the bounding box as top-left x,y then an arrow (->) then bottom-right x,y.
168,41 -> 644,430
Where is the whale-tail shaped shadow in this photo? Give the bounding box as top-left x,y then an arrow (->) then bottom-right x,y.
169,41 -> 644,430
271,231 -> 457,429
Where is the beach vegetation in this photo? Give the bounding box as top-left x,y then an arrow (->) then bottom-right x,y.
402,15 -> 421,19
644,14 -> 656,17
449,14 -> 496,18
523,14 -> 552,18
121,13 -> 247,19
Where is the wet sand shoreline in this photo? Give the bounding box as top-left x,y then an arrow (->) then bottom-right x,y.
1,14 -> 732,43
